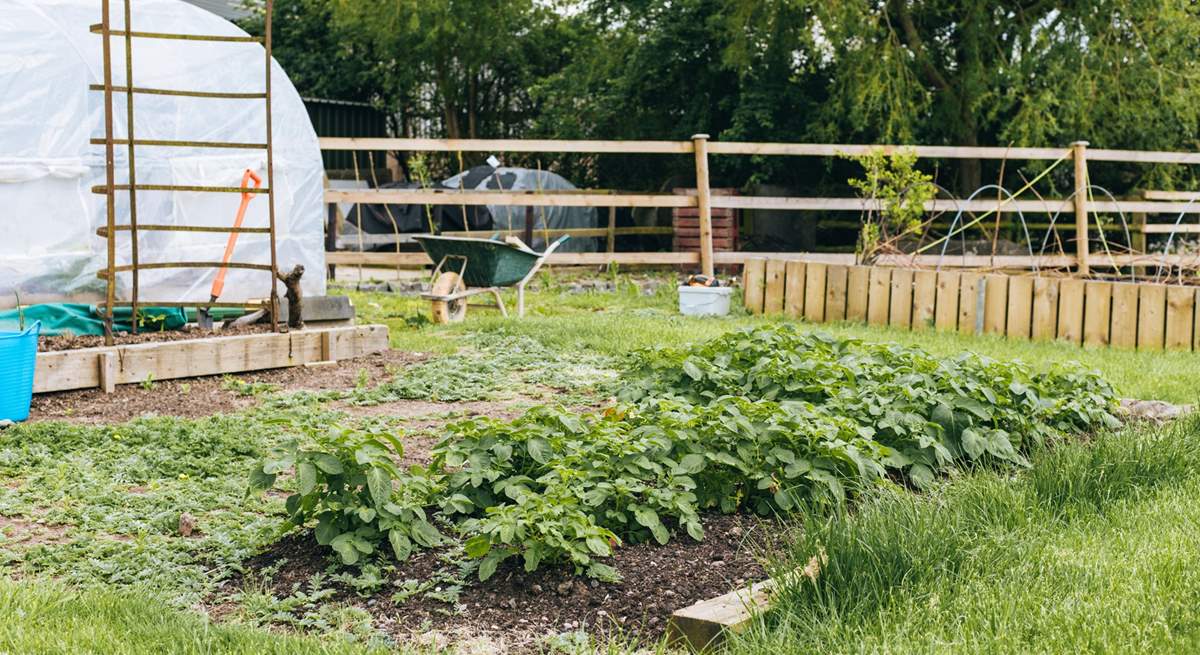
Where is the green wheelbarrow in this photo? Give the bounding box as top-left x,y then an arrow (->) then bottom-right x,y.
413,235 -> 569,323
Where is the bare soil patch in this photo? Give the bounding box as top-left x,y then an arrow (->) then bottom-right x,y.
230,512 -> 775,651
28,350 -> 425,424
39,325 -> 274,352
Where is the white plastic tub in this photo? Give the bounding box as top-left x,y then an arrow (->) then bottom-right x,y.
678,286 -> 734,317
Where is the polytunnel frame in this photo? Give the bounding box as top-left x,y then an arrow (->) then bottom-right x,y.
92,0 -> 283,344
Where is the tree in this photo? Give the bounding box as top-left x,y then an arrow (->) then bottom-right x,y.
729,0 -> 1200,193
329,0 -> 579,140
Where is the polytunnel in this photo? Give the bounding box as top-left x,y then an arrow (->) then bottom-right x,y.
0,0 -> 325,308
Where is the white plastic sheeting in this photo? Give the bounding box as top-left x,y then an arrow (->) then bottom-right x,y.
442,166 -> 600,253
0,0 -> 325,307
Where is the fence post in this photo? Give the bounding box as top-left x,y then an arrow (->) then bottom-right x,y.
692,134 -> 714,277
1072,141 -> 1090,276
606,206 -> 617,253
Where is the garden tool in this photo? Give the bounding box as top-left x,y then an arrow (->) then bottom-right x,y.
199,169 -> 262,329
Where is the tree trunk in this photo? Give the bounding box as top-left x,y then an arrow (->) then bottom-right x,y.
468,73 -> 478,139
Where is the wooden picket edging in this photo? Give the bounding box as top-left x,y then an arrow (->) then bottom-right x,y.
743,258 -> 1200,351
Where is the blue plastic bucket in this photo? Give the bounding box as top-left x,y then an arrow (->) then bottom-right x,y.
0,321 -> 40,422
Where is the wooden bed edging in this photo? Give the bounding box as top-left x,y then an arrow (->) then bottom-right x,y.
667,555 -> 822,652
33,324 -> 391,394
743,258 -> 1200,352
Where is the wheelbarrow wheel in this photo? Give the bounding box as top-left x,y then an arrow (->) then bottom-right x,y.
430,271 -> 467,324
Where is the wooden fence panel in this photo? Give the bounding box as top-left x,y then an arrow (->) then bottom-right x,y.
1165,286 -> 1195,350
1006,276 -> 1034,340
1057,279 -> 1085,344
749,257 -> 1197,352
846,266 -> 870,322
804,263 -> 828,322
1110,283 -> 1140,349
889,269 -> 914,328
744,258 -> 766,314
1137,284 -> 1167,351
763,259 -> 786,314
958,273 -> 982,335
1031,277 -> 1059,341
912,271 -> 938,330
783,261 -> 806,318
825,265 -> 849,322
983,275 -> 1009,335
1083,282 -> 1113,346
868,267 -> 892,326
934,272 -> 961,331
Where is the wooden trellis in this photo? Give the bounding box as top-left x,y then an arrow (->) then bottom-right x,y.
91,0 -> 282,344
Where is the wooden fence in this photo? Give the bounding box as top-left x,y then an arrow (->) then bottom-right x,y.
742,258 -> 1200,351
320,137 -> 1200,276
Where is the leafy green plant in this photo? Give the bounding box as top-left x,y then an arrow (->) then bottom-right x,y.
248,425 -> 445,566
250,327 -> 1119,583
846,147 -> 936,261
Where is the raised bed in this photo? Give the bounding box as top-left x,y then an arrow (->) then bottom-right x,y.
33,324 -> 390,394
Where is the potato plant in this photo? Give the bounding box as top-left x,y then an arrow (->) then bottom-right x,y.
248,328 -> 1120,581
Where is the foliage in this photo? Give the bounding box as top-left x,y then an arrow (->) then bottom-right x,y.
620,326 -> 1120,487
250,327 -> 1118,582
846,148 -> 936,260
250,425 -> 445,566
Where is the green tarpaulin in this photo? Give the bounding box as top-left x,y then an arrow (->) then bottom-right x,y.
0,304 -> 189,336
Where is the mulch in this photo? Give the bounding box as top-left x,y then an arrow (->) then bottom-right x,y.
27,350 -> 426,424
230,512 -> 777,651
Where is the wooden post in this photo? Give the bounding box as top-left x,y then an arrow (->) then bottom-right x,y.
692,134 -> 714,277
606,206 -> 617,253
1072,141 -> 1090,276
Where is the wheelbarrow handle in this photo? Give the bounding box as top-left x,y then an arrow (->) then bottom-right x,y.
542,235 -> 570,257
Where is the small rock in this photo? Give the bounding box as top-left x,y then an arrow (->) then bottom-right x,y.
729,526 -> 744,537
1121,398 -> 1193,423
711,560 -> 725,567
178,512 -> 196,537
556,580 -> 574,596
531,584 -> 544,595
664,589 -> 677,598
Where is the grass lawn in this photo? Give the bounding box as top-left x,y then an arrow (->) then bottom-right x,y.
350,275 -> 1200,404
1,272 -> 1198,653
737,414 -> 1200,654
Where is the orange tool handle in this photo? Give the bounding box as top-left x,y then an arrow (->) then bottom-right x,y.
209,169 -> 263,300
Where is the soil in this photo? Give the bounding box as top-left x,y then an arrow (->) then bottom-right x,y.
38,324 -> 274,352
28,350 -> 426,424
230,512 -> 776,651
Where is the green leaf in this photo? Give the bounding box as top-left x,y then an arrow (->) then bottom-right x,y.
464,534 -> 492,559
410,519 -> 443,548
773,489 -> 794,510
315,516 -> 340,545
587,562 -> 621,582
586,536 -> 612,556
526,438 -> 552,465
961,427 -> 986,459
296,462 -> 317,496
330,534 -> 359,565
389,529 -> 412,560
679,453 -> 706,474
247,466 -> 276,495
908,463 -> 935,489
366,468 -> 391,507
479,551 -> 507,581
633,507 -> 660,530
682,359 -> 704,381
313,453 -> 344,475
685,520 -> 704,541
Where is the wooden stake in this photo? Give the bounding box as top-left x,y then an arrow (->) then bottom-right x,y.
1072,141 -> 1090,276
692,134 -> 714,277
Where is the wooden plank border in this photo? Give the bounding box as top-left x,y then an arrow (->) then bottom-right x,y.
33,325 -> 390,394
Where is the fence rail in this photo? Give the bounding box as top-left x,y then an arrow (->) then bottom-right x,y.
320,137 -> 1200,276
